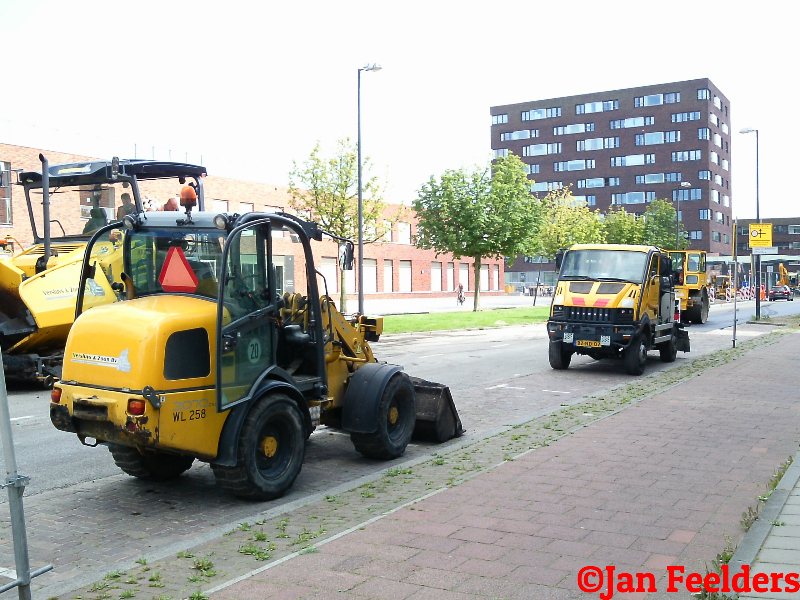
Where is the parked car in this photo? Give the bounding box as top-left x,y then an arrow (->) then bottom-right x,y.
768,285 -> 793,301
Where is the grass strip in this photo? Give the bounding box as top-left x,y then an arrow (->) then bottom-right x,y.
382,305 -> 550,334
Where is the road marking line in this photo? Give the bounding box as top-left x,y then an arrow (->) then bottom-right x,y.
0,567 -> 17,579
542,390 -> 571,394
490,344 -> 510,348
486,383 -> 525,390
10,416 -> 33,422
418,353 -> 444,359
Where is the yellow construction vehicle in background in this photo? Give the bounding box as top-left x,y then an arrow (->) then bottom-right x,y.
547,244 -> 690,376
1,157 -> 206,385
50,201 -> 462,500
668,250 -> 709,323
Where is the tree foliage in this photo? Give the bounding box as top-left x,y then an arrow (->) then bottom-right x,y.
603,206 -> 644,245
641,199 -> 688,249
288,139 -> 398,311
537,186 -> 605,259
413,154 -> 541,310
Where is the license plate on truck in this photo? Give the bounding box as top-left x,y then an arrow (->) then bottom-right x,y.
576,340 -> 601,347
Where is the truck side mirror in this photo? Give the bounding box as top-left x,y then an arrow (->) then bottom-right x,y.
339,242 -> 354,271
555,249 -> 564,272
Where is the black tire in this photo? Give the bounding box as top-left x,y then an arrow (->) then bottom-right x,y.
686,293 -> 709,324
350,373 -> 416,460
548,340 -> 572,370
212,394 -> 305,500
624,334 -> 648,376
658,328 -> 678,363
108,444 -> 194,481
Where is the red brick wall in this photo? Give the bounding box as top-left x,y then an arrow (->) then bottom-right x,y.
0,142 -> 504,298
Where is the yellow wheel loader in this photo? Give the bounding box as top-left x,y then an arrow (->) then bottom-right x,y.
668,250 -> 709,323
1,156 -> 207,385
50,202 -> 462,500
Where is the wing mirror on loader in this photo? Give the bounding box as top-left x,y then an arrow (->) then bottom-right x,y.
339,242 -> 354,271
555,249 -> 565,272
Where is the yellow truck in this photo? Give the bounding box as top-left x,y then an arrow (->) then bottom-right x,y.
1,157 -> 206,385
547,244 -> 690,376
50,202 -> 462,499
668,250 -> 709,323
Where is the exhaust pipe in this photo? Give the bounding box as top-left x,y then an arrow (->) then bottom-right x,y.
36,154 -> 50,274
410,376 -> 464,442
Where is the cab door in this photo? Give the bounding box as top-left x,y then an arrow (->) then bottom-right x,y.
216,219 -> 277,412
643,252 -> 660,319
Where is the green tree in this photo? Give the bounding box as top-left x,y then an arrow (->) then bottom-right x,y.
413,154 -> 541,310
288,139 -> 396,312
603,205 -> 644,245
642,199 -> 688,249
537,186 -> 605,258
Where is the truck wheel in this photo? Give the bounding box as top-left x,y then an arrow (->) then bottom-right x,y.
212,394 -> 305,500
624,335 -> 648,376
350,373 -> 416,460
548,340 -> 572,370
658,328 -> 678,363
686,293 -> 709,324
108,444 -> 194,481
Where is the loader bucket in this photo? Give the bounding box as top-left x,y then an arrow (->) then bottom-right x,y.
409,376 -> 464,443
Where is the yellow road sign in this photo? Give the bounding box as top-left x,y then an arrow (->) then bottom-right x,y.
749,223 -> 773,247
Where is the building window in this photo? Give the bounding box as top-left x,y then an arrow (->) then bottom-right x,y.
698,170 -> 711,180
715,211 -> 724,223
710,114 -> 719,127
713,133 -> 722,147
577,137 -> 619,151
698,88 -> 710,100
699,209 -> 711,220
712,231 -> 721,242
612,192 -> 647,205
664,172 -> 681,182
664,92 -> 680,104
0,161 -> 11,226
212,200 -> 229,212
500,129 -> 539,141
712,190 -> 721,203
610,154 -> 655,167
672,111 -> 701,123
713,96 -> 722,109
578,177 -> 618,188
714,174 -> 723,186
672,150 -> 702,162
576,100 -> 618,114
523,143 -> 561,156
722,123 -> 729,134
554,159 -> 594,172
493,149 -> 508,159
524,164 -> 540,174
397,222 -> 412,245
522,107 -> 561,121
553,123 -> 594,135
673,189 -> 701,201
572,195 -> 597,206
645,191 -> 656,202
636,173 -> 665,184
431,261 -> 442,292
710,151 -> 719,165
492,114 -> 508,125
690,230 -> 703,240
789,225 -> 800,235
723,234 -> 730,244
722,159 -> 729,171
610,116 -> 654,129
698,128 -> 710,140
530,181 -> 563,192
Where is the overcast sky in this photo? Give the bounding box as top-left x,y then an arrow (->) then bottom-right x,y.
0,0 -> 793,220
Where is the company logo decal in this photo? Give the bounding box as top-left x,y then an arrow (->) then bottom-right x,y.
71,348 -> 131,372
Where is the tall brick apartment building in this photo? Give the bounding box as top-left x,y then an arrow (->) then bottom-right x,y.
0,143 -> 503,303
491,78 -> 733,255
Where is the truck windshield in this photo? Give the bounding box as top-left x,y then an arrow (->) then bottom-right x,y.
560,249 -> 648,284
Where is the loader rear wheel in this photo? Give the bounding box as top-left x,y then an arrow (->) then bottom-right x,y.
212,394 -> 305,500
350,373 -> 416,460
687,293 -> 709,324
548,340 -> 572,370
624,334 -> 648,376
108,444 -> 194,481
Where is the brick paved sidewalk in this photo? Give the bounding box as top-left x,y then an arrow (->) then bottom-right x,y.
211,332 -> 800,600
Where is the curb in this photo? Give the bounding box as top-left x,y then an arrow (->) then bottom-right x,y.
729,449 -> 800,572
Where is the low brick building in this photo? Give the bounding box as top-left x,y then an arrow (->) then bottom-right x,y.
0,143 -> 503,303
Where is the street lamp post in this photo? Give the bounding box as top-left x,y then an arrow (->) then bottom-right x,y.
678,181 -> 691,249
357,63 -> 382,315
740,127 -> 760,319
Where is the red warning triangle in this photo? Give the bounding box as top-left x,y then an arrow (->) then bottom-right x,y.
159,247 -> 199,293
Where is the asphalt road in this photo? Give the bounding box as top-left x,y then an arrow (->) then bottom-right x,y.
2,297 -> 796,499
